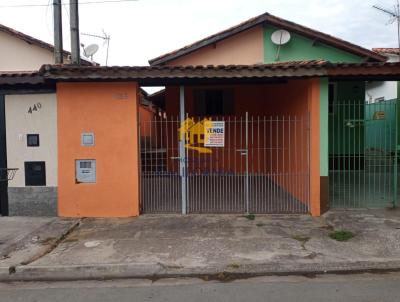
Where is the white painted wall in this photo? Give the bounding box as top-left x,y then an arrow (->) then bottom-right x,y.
5,94 -> 57,187
366,81 -> 398,103
0,32 -> 56,71
365,53 -> 398,103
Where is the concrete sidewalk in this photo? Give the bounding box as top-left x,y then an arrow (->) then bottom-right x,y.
0,217 -> 79,279
0,209 -> 399,281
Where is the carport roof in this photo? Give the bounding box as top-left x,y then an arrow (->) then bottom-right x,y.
40,60 -> 329,82
1,61 -> 400,86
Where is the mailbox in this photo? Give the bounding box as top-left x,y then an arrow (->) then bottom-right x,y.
76,159 -> 96,183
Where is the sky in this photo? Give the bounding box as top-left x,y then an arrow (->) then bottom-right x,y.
0,0 -> 399,67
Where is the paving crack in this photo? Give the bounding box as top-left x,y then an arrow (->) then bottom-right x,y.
17,218 -> 83,268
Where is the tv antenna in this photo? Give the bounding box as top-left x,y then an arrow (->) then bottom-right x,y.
271,29 -> 291,61
81,30 -> 111,66
373,1 -> 400,61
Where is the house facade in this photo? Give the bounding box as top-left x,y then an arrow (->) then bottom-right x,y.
0,12 -> 399,217
146,12 -> 397,215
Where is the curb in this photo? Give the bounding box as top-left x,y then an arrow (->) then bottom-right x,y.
0,266 -> 11,280
2,260 -> 400,282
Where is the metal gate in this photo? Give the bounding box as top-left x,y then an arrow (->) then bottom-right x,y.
140,113 -> 310,214
329,100 -> 399,208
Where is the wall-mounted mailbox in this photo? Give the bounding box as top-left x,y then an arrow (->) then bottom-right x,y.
76,159 -> 96,183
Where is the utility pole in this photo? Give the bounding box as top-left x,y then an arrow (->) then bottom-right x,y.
53,0 -> 63,64
70,0 -> 81,65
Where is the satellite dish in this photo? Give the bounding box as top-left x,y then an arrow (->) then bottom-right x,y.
83,44 -> 99,58
271,30 -> 291,45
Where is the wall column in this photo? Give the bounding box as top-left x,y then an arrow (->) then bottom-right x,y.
309,78 -> 321,216
319,78 -> 329,213
309,77 -> 329,216
57,82 -> 140,217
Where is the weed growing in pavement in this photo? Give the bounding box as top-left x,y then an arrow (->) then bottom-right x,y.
329,230 -> 354,242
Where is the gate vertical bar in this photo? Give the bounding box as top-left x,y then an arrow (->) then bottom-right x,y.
394,99 -> 398,207
245,112 -> 250,214
179,86 -> 187,214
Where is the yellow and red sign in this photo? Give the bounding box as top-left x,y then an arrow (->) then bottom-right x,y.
179,118 -> 225,153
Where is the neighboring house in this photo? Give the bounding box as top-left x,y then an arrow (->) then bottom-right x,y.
0,24 -> 91,216
366,48 -> 399,103
0,23 -> 94,71
0,12 -> 399,218
0,24 -> 61,71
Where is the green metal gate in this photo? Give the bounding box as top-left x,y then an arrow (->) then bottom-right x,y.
329,99 -> 399,208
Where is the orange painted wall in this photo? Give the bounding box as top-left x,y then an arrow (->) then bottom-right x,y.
166,26 -> 264,66
57,82 -> 140,217
308,79 -> 321,217
139,105 -> 156,137
163,80 -> 313,207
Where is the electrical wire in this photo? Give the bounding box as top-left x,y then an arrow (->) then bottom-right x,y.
0,0 -> 139,8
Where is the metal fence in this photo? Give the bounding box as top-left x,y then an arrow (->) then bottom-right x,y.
329,100 -> 399,208
139,113 -> 310,214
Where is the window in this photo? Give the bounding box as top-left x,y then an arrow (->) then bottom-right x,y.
81,133 -> 95,146
27,134 -> 39,147
25,161 -> 46,186
194,89 -> 234,116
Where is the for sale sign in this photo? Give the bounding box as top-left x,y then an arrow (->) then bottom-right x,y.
204,121 -> 225,147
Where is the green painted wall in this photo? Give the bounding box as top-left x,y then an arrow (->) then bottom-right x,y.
365,99 -> 397,152
397,82 -> 400,149
263,25 -> 367,178
264,26 -> 364,63
320,78 -> 329,177
329,81 -> 366,156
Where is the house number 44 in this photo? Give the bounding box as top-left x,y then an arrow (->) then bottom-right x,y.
27,103 -> 42,114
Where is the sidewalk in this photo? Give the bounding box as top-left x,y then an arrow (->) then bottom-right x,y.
0,217 -> 79,279
1,209 -> 400,281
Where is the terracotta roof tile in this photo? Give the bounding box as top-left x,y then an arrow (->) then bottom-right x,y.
39,60 -> 330,81
1,61 -> 400,85
372,48 -> 400,55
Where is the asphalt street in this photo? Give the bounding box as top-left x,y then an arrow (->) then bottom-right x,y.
1,273 -> 400,302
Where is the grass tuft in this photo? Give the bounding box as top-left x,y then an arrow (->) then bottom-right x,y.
244,214 -> 255,221
329,230 -> 354,242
